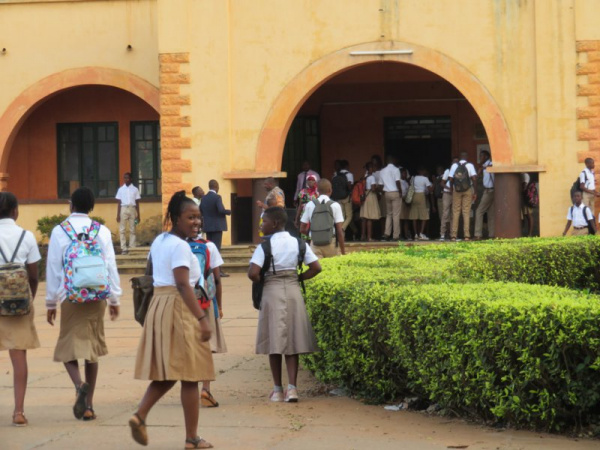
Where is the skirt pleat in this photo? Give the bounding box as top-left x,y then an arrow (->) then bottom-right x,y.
0,305 -> 40,351
53,300 -> 107,363
255,271 -> 318,355
208,301 -> 227,353
134,286 -> 215,382
408,192 -> 430,220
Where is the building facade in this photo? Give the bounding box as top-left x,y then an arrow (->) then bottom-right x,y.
0,0 -> 598,242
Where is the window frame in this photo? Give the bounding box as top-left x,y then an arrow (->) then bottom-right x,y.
56,122 -> 120,199
130,121 -> 161,198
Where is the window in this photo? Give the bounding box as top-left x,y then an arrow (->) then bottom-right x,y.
57,123 -> 119,198
131,121 -> 161,197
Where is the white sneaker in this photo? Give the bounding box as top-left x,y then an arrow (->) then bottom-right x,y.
285,388 -> 298,403
270,391 -> 284,402
439,235 -> 446,241
420,234 -> 429,241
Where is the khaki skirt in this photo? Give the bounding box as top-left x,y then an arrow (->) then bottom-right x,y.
0,305 -> 40,351
256,271 -> 318,355
360,191 -> 381,220
54,300 -> 107,363
400,201 -> 411,220
208,301 -> 227,354
408,192 -> 430,220
134,286 -> 215,382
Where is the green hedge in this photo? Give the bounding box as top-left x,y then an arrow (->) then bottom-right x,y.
304,237 -> 600,431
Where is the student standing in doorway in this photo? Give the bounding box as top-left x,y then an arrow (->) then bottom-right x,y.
521,173 -> 535,237
379,155 -> 403,241
474,150 -> 495,240
449,152 -> 477,241
115,172 -> 141,255
360,162 -> 381,241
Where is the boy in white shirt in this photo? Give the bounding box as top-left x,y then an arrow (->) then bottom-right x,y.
115,172 -> 141,254
563,191 -> 596,236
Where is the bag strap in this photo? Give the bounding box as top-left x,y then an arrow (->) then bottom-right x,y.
88,221 -> 101,239
297,238 -> 307,295
259,238 -> 274,284
60,220 -> 78,241
10,230 -> 27,263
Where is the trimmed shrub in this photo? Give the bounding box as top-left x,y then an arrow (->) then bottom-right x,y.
36,214 -> 106,241
135,215 -> 163,246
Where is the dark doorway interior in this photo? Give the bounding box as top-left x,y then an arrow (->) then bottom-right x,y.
281,116 -> 321,207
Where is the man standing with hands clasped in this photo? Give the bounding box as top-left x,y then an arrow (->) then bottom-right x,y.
200,180 -> 232,277
115,172 -> 141,255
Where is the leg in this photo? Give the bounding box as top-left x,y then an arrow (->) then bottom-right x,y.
285,354 -> 299,387
391,193 -> 401,240
451,192 -> 461,239
64,360 -> 83,388
384,193 -> 393,238
412,220 -> 418,238
269,354 -> 283,387
84,360 -> 99,408
136,380 -> 177,421
9,350 -> 27,414
119,211 -> 127,252
366,219 -> 373,241
341,197 -> 352,231
461,191 -> 472,239
360,218 -> 367,240
420,220 -> 427,235
474,203 -> 485,238
181,382 -> 200,440
129,208 -> 137,249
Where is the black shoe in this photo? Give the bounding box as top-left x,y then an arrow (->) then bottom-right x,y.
380,235 -> 391,242
220,271 -> 230,278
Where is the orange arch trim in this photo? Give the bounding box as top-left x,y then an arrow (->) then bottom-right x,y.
0,67 -> 160,172
256,41 -> 512,173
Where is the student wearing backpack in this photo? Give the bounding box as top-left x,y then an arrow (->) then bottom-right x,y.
46,187 -> 122,421
331,160 -> 357,238
474,150 -> 495,240
0,192 -> 41,427
438,158 -> 457,241
448,152 -> 477,241
130,191 -> 213,449
299,179 -> 346,258
248,207 -> 321,403
360,162 -> 381,241
578,158 -> 599,213
563,190 -> 596,236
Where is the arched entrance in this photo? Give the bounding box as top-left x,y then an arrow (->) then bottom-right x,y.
251,42 -> 521,241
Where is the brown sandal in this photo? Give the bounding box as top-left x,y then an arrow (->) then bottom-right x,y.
200,389 -> 219,408
185,436 -> 213,449
128,413 -> 148,446
82,407 -> 96,421
12,412 -> 28,427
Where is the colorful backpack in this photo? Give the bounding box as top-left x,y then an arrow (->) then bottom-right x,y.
524,182 -> 539,208
189,239 -> 212,310
0,230 -> 32,316
60,220 -> 110,303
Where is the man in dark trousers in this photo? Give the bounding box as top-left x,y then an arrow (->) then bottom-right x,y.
200,179 -> 231,276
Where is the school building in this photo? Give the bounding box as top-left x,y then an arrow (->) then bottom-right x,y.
0,0 -> 599,243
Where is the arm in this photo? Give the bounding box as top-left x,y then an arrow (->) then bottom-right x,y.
116,200 -> 121,222
248,262 -> 262,283
216,196 -> 231,216
102,230 -> 121,320
295,203 -> 303,227
299,260 -> 322,282
26,263 -> 39,299
173,266 -> 211,342
335,223 -> 345,255
563,220 -> 572,236
300,222 -> 309,236
396,180 -> 402,196
135,199 -> 141,222
45,228 -> 63,325
471,176 -> 478,201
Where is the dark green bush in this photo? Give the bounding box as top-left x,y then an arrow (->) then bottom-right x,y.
304,237 -> 600,431
37,214 -> 106,241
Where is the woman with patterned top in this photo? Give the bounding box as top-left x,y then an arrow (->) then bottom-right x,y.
294,175 -> 319,228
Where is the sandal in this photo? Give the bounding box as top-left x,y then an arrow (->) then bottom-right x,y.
73,382 -> 89,420
185,436 -> 213,449
12,411 -> 28,427
82,407 -> 96,421
200,389 -> 219,408
128,412 -> 148,446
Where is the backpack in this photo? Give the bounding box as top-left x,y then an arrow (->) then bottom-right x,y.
404,177 -> 416,205
452,162 -> 472,192
60,220 -> 110,303
351,178 -> 366,206
252,236 -> 306,310
310,198 -> 335,245
570,206 -> 596,235
524,182 -> 539,208
189,239 -> 212,310
0,230 -> 32,316
570,170 -> 587,199
130,274 -> 153,326
433,175 -> 444,199
331,172 -> 350,200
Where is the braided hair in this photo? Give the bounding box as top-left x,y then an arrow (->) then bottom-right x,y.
0,191 -> 18,219
164,190 -> 197,228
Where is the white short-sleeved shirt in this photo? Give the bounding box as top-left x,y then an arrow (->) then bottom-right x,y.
482,159 -> 495,189
521,173 -> 530,186
45,214 -> 122,308
0,219 -> 41,266
580,168 -> 595,191
400,179 -> 409,199
379,164 -> 401,192
150,233 -> 200,287
206,241 -> 224,269
365,174 -> 377,190
115,184 -> 141,206
567,204 -> 594,227
250,231 -> 318,274
339,170 -> 355,184
300,195 -> 344,237
413,175 -> 432,193
449,160 -> 477,178
442,168 -> 452,192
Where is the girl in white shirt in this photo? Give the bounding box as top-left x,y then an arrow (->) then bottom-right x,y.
248,207 -> 321,403
0,192 -> 41,427
408,167 -> 433,240
360,162 -> 381,241
130,191 -> 214,450
46,187 -> 121,422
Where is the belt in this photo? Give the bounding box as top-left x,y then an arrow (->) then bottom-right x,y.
121,204 -> 136,207
574,226 -> 588,230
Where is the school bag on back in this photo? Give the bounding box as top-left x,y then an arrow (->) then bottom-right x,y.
570,170 -> 586,199
452,162 -> 472,192
0,230 -> 32,316
310,198 -> 335,245
188,239 -> 212,310
331,172 -> 350,200
60,220 -> 110,303
351,178 -> 366,206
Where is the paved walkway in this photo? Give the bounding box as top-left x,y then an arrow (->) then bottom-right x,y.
0,274 -> 597,449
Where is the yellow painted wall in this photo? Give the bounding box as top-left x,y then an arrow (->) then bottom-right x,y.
17,201 -> 163,243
